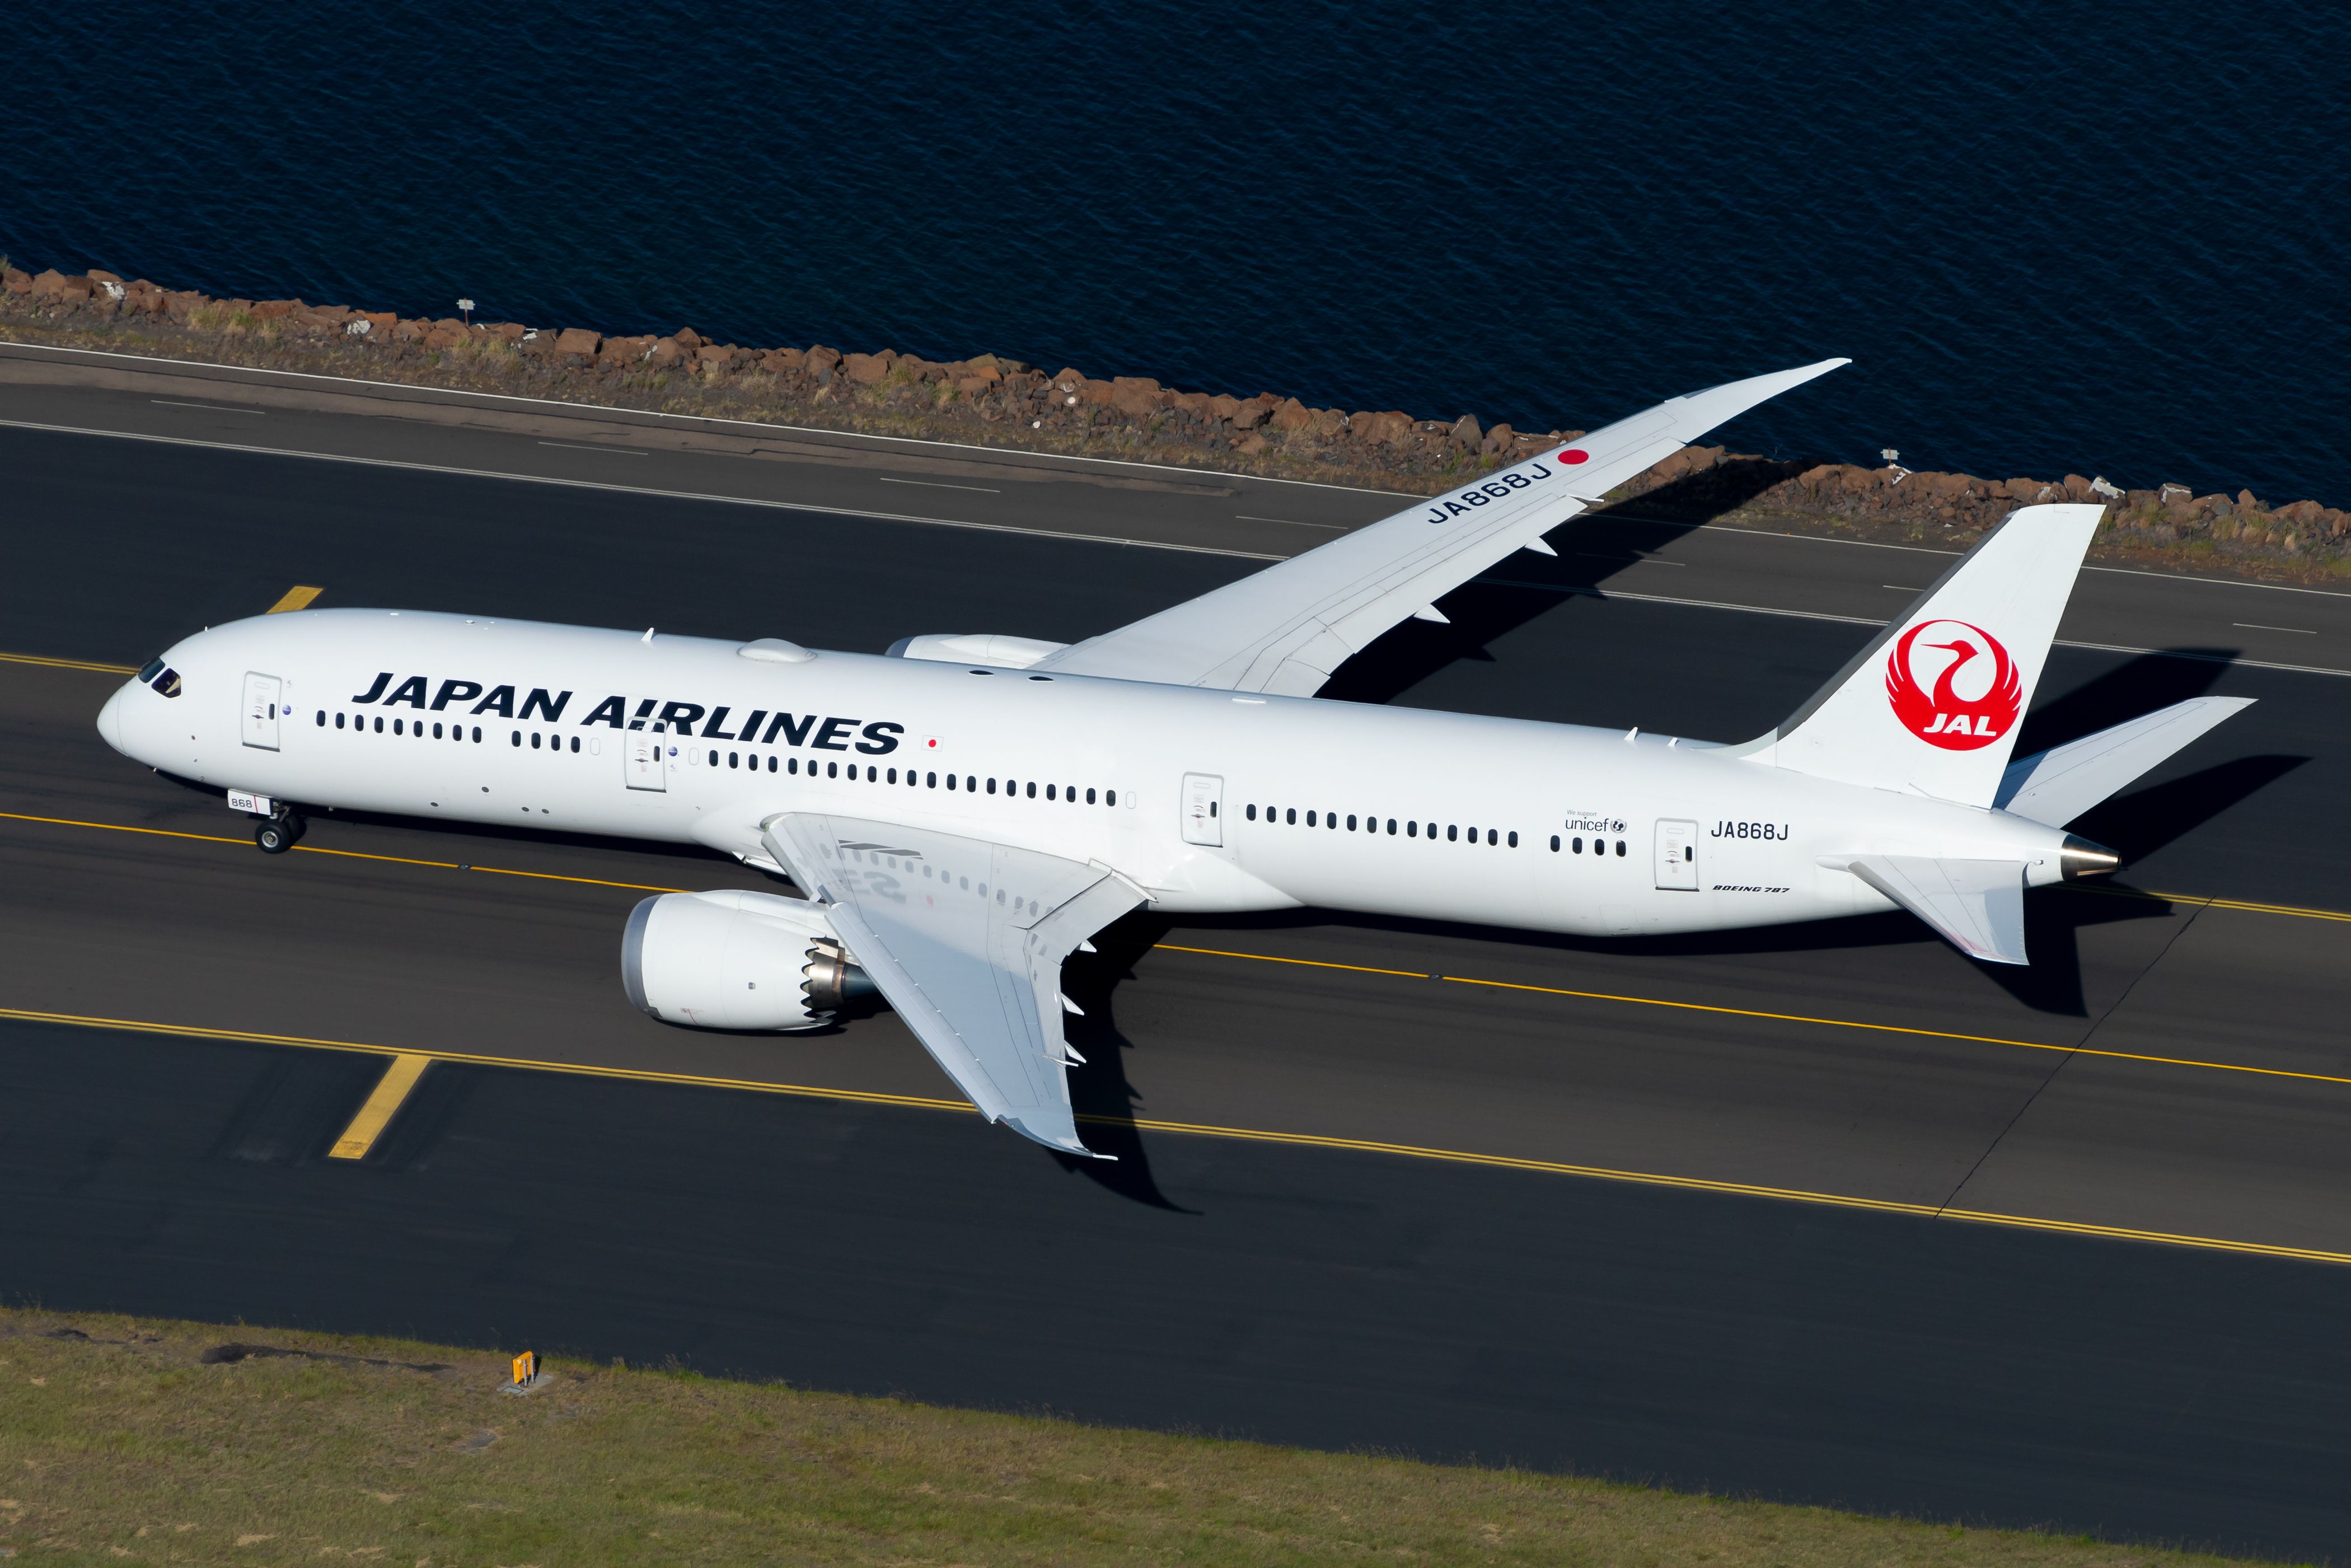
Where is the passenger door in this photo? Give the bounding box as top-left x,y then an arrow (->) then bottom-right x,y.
625,730 -> 668,792
241,672 -> 282,751
1654,818 -> 1698,890
1180,773 -> 1223,846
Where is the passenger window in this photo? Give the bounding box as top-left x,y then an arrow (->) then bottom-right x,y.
1573,836 -> 1583,853
890,768 -> 900,784
510,730 -> 520,746
1107,789 -> 1117,807
728,752 -> 738,769
986,778 -> 996,794
1025,781 -> 1036,798
335,713 -> 345,729
1385,818 -> 1396,835
826,761 -> 837,778
1616,840 -> 1627,856
1487,830 -> 1497,845
1347,815 -> 1357,831
1046,784 -> 1056,801
966,775 -> 975,791
928,771 -> 938,788
789,757 -> 800,774
1507,831 -> 1517,848
1086,788 -> 1097,804
948,774 -> 958,790
1284,808 -> 1295,825
314,710 -> 325,726
1550,835 -> 1561,852
767,755 -> 776,771
394,719 -> 405,736
1446,824 -> 1457,841
1407,821 -> 1417,837
531,733 -> 541,750
471,726 -> 480,742
572,737 -> 581,753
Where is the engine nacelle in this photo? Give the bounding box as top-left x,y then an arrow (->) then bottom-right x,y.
886,633 -> 1068,670
620,890 -> 874,1032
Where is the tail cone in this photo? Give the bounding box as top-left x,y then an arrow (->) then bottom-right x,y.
2060,835 -> 2121,881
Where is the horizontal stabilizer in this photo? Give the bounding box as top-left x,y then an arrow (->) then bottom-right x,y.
1997,696 -> 2255,827
1843,855 -> 2029,966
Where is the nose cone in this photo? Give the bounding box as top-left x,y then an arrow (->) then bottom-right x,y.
97,684 -> 130,756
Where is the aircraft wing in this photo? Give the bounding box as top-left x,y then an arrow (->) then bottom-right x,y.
1031,359 -> 1848,694
759,813 -> 1144,1158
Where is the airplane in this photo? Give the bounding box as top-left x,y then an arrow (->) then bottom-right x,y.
96,359 -> 2251,1158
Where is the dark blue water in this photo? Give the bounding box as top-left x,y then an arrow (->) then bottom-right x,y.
7,3 -> 2347,502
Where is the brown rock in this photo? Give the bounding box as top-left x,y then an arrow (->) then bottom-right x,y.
645,337 -> 685,369
1449,414 -> 1482,447
4,266 -> 32,294
760,348 -> 806,373
423,326 -> 462,349
86,269 -> 124,286
31,270 -> 87,300
554,327 -> 601,356
355,311 -> 396,337
673,327 -> 703,350
1270,397 -> 1312,432
805,346 -> 842,382
697,345 -> 737,371
391,319 -> 428,341
251,300 -> 297,319
1481,423 -> 1515,454
1236,433 -> 1268,455
1233,396 -> 1276,429
485,321 -> 526,341
844,352 -> 891,383
2237,488 -> 2261,511
1110,377 -> 1169,416
1206,393 -> 1242,422
1351,410 -> 1412,446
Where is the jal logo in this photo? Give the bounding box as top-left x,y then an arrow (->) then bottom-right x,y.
1884,619 -> 2022,750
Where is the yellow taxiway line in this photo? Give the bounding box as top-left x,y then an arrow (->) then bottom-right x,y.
328,1052 -> 433,1159
265,584 -> 325,614
3,1002 -> 2347,1267
0,650 -> 138,673
0,811 -> 690,894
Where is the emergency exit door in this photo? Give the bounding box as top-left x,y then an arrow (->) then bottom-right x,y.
1181,773 -> 1223,846
1655,818 -> 1698,890
241,671 -> 282,750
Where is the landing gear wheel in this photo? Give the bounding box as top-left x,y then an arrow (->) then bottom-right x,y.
256,818 -> 297,854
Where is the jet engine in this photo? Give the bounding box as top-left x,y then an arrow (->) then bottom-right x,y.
620,889 -> 874,1031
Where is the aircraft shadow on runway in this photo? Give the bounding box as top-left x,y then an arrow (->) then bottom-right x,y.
1059,920 -> 1194,1211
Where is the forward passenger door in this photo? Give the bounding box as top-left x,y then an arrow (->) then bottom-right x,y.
241,672 -> 282,751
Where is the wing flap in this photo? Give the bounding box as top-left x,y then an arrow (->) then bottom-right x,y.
1035,359 -> 1848,693
761,815 -> 1144,1156
1844,854 -> 2029,965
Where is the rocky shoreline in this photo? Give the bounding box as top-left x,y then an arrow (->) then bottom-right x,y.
6,259 -> 2345,584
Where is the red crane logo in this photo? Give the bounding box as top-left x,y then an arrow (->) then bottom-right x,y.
1885,619 -> 2022,750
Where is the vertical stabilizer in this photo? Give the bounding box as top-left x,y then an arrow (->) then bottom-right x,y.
1749,503 -> 2103,805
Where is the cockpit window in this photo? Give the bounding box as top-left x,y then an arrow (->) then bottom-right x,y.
137,657 -> 166,683
151,667 -> 182,699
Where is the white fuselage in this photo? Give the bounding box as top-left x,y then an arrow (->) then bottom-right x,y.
98,609 -> 2077,938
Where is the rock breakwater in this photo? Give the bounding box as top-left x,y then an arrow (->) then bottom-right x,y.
5,259 -> 2344,583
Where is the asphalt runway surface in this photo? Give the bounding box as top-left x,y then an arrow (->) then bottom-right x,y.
4,356 -> 2349,1557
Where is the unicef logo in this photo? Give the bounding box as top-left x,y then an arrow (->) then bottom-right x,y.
1884,619 -> 2021,750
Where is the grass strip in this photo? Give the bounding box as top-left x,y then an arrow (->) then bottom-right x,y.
0,1306 -> 2270,1566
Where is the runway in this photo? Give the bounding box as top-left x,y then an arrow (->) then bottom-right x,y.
3,358 -> 2348,1556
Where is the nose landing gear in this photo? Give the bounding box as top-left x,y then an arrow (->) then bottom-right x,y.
255,811 -> 307,854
